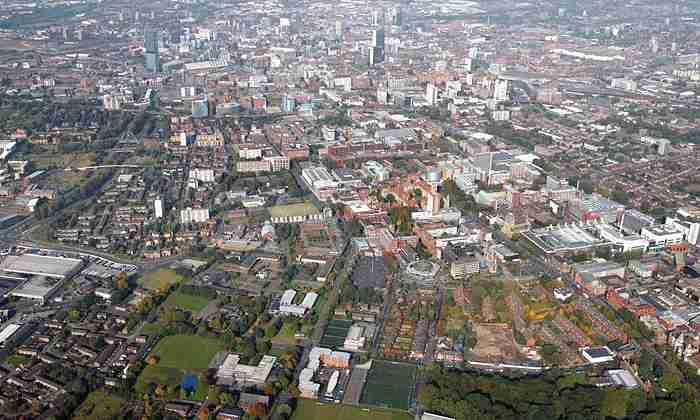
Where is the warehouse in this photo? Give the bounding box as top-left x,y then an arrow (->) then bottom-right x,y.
0,323 -> 20,347
10,277 -> 62,304
0,254 -> 84,279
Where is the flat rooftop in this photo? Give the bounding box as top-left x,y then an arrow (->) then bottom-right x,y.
10,276 -> 58,300
524,224 -> 607,254
0,254 -> 83,279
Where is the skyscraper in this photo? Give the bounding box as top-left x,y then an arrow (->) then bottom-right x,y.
370,29 -> 385,65
371,29 -> 385,49
370,9 -> 383,27
389,7 -> 402,26
335,20 -> 343,39
144,30 -> 161,73
154,198 -> 163,219
426,83 -> 438,106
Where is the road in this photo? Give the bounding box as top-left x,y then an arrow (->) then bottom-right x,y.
370,272 -> 396,357
294,238 -> 352,380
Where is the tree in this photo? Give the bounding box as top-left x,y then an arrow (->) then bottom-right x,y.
264,324 -> 278,338
610,188 -> 630,205
248,403 -> 268,418
413,188 -> 423,205
277,403 -> 292,418
540,343 -> 561,366
218,391 -> 234,407
207,385 -> 221,403
34,197 -> 50,219
256,339 -> 271,354
68,308 -> 81,321
198,406 -> 210,420
115,271 -> 128,289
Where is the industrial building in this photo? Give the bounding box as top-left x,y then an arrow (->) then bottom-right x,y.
0,323 -> 21,347
10,277 -> 63,304
0,254 -> 83,279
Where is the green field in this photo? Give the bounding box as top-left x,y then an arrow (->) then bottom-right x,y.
149,335 -> 226,369
163,291 -> 209,313
5,355 -> 30,367
72,389 -> 127,420
136,335 -> 226,399
140,322 -> 164,336
360,361 -> 418,410
273,320 -> 303,345
292,400 -> 412,420
320,319 -> 352,349
269,202 -> 318,218
139,268 -> 186,290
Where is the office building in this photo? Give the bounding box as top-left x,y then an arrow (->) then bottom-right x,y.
641,225 -> 685,250
370,9 -> 383,26
180,207 -> 210,224
666,207 -> 700,245
368,47 -> 377,67
154,198 -> 163,219
191,97 -> 209,118
493,79 -> 509,102
282,95 -> 296,113
370,29 -> 385,65
372,29 -> 385,49
581,346 -> 615,364
426,83 -> 438,106
144,30 -> 161,73
389,6 -> 402,26
620,209 -> 656,234
596,224 -> 649,253
216,353 -> 277,388
335,20 -> 343,39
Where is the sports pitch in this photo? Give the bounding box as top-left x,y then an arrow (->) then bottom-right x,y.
360,360 -> 418,410
292,400 -> 412,420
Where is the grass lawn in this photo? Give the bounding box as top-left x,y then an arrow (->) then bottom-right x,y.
5,355 -> 30,367
163,291 -> 209,313
136,365 -> 182,392
136,335 -> 227,399
223,216 -> 251,225
273,320 -> 302,345
360,360 -> 418,410
269,201 -> 318,218
292,400 -> 412,420
26,151 -> 96,170
150,335 -> 226,369
139,268 -> 186,290
72,389 -> 127,420
53,170 -> 89,188
140,322 -> 164,336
